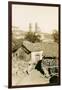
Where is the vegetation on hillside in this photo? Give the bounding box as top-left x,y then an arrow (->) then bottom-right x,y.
24,31 -> 41,43
52,30 -> 59,43
12,38 -> 23,52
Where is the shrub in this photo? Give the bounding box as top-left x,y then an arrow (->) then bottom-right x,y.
25,31 -> 41,43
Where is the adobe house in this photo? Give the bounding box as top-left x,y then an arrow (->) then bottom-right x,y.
22,40 -> 43,62
13,40 -> 44,70
13,40 -> 58,77
17,40 -> 49,77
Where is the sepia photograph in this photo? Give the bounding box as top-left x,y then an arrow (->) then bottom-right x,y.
8,1 -> 60,88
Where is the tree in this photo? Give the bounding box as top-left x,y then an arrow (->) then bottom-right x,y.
24,31 -> 41,43
24,23 -> 41,43
12,38 -> 23,52
52,30 -> 59,43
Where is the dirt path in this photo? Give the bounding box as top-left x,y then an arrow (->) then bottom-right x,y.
12,69 -> 49,85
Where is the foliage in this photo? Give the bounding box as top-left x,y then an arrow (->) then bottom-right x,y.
52,30 -> 59,43
12,38 -> 23,52
24,31 -> 41,43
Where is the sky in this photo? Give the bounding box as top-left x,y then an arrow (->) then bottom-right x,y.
12,4 -> 59,33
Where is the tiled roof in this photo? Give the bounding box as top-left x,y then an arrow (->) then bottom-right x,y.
23,40 -> 58,57
23,41 -> 42,52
